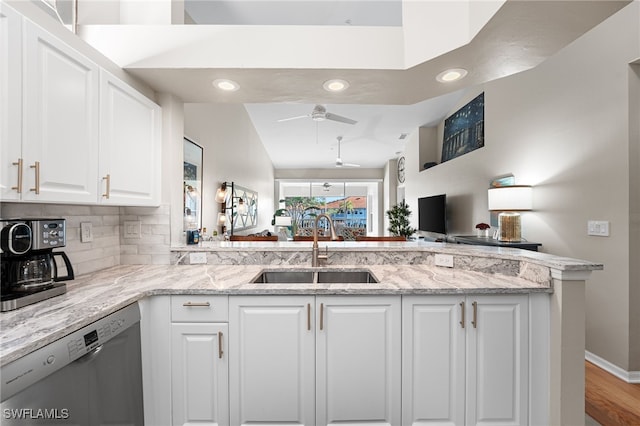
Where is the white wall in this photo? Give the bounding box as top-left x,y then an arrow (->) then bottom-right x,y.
184,103 -> 275,235
404,2 -> 640,372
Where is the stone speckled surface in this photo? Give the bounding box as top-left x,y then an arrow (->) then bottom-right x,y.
1,242 -> 603,367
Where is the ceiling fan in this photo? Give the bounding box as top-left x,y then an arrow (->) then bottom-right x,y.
278,105 -> 357,125
335,136 -> 360,168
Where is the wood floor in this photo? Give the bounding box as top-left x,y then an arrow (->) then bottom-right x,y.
585,361 -> 640,426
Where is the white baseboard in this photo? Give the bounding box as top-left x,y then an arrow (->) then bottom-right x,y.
585,351 -> 640,383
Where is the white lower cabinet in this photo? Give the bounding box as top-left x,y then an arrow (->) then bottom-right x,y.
402,295 -> 529,426
171,323 -> 228,426
229,295 -> 401,426
170,296 -> 229,426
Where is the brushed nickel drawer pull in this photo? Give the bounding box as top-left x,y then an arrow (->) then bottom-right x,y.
307,303 -> 311,331
472,301 -> 478,329
218,332 -> 224,359
460,301 -> 465,328
29,161 -> 40,194
11,158 -> 23,193
182,301 -> 211,307
319,303 -> 324,331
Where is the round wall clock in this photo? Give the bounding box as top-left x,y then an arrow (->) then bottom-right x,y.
397,156 -> 406,183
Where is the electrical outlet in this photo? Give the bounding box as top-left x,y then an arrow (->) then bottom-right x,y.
587,220 -> 610,237
189,252 -> 207,264
124,221 -> 141,239
435,253 -> 454,268
80,222 -> 93,243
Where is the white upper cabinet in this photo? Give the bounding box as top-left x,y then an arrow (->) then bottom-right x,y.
0,4 -> 22,201
0,5 -> 162,206
22,18 -> 99,203
99,70 -> 161,206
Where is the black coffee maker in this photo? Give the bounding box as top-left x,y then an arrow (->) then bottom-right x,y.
1,218 -> 74,311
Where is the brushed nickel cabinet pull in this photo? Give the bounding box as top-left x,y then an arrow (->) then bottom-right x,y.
102,174 -> 110,199
218,332 -> 224,359
472,301 -> 478,329
11,158 -> 23,193
182,301 -> 211,307
319,303 -> 324,331
307,303 -> 311,331
29,161 -> 40,194
460,301 -> 465,328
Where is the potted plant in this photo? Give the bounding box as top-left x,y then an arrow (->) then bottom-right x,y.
386,200 -> 416,239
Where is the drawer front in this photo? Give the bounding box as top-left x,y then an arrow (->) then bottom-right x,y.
171,295 -> 229,322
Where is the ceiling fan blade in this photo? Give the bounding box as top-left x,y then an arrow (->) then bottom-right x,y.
325,112 -> 357,125
277,114 -> 310,122
343,163 -> 361,168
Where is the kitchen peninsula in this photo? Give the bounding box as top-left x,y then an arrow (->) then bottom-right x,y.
1,241 -> 601,426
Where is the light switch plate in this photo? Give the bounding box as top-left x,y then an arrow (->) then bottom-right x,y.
435,253 -> 454,268
80,222 -> 93,243
189,252 -> 207,264
124,221 -> 141,239
587,220 -> 610,237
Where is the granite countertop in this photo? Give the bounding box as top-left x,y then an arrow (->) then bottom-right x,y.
0,262 -> 557,366
172,240 -> 604,272
1,241 -> 604,367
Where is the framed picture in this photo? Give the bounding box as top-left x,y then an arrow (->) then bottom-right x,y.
184,137 -> 203,231
441,92 -> 485,163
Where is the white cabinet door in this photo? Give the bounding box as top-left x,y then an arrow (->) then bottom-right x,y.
466,295 -> 528,426
22,19 -> 99,203
316,296 -> 401,426
229,296 -> 315,426
99,70 -> 161,206
171,322 -> 229,426
402,296 -> 465,426
0,3 -> 22,201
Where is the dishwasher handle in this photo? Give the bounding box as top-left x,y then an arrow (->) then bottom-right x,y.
76,345 -> 103,363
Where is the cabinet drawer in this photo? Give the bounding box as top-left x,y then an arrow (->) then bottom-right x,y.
171,295 -> 228,322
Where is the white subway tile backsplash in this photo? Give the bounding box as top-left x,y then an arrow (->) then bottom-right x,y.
1,202 -> 171,275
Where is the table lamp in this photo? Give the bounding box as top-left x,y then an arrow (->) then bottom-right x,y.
487,185 -> 533,242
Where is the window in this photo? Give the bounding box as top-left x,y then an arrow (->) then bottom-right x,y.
276,180 -> 379,239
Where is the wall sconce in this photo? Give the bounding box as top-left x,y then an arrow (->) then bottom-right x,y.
488,185 -> 533,242
217,212 -> 227,226
237,197 -> 248,215
215,182 -> 229,203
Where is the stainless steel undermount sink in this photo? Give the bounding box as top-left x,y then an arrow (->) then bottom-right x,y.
251,269 -> 378,284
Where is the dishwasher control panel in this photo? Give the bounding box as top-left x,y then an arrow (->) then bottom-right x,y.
1,303 -> 140,402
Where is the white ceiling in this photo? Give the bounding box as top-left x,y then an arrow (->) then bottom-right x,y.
79,1 -> 631,170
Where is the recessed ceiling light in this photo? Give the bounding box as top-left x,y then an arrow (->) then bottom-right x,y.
213,79 -> 239,92
323,79 -> 350,92
436,68 -> 468,83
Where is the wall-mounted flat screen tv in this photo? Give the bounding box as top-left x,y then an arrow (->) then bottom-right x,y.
418,194 -> 447,235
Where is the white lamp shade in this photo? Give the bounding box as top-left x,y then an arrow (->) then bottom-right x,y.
488,185 -> 533,211
217,212 -> 227,225
275,216 -> 292,226
237,199 -> 248,215
215,186 -> 229,203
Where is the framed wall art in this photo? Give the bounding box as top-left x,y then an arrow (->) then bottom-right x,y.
441,92 -> 485,163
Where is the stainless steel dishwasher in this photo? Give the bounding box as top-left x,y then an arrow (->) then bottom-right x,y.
1,303 -> 144,425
